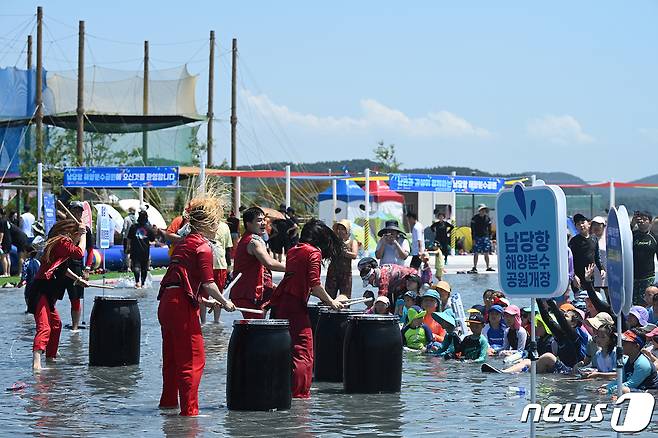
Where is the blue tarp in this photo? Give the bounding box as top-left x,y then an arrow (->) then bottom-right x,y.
318,179 -> 370,202
0,67 -> 46,176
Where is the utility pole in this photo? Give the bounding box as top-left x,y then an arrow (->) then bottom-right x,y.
77,20 -> 85,199
35,7 -> 43,164
230,38 -> 238,210
207,30 -> 215,167
27,35 -> 32,69
142,40 -> 149,164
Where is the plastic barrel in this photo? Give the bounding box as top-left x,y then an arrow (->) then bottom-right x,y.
307,303 -> 328,338
343,314 -> 403,393
89,296 -> 141,366
227,319 -> 292,411
314,309 -> 362,382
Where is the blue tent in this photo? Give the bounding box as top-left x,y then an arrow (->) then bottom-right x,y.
318,179 -> 370,202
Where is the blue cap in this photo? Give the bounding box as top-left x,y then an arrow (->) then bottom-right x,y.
489,304 -> 504,314
422,290 -> 441,303
432,309 -> 456,329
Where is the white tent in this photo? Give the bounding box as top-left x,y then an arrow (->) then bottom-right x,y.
117,199 -> 167,229
317,179 -> 369,225
93,203 -> 124,234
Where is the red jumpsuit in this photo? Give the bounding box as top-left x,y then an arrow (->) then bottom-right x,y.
231,232 -> 266,319
30,238 -> 84,358
157,233 -> 215,416
269,243 -> 322,398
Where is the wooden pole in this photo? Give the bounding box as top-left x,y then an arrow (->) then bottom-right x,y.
207,30 -> 215,167
76,20 -> 85,200
23,34 -> 32,214
142,40 -> 149,165
35,6 -> 43,164
230,38 -> 238,210
27,35 -> 32,69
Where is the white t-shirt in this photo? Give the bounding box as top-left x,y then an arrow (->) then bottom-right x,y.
20,212 -> 35,238
411,222 -> 425,256
211,221 -> 233,270
377,237 -> 410,266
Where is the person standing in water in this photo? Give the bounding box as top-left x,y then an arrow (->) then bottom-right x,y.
325,220 -> 358,299
267,219 -> 344,398
63,202 -> 94,330
157,192 -> 236,417
231,207 -> 286,318
27,219 -> 90,370
127,210 -> 156,289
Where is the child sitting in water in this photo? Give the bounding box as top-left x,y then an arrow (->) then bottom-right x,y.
602,329 -> 658,395
432,281 -> 452,312
482,304 -> 506,354
451,312 -> 488,363
363,290 -> 375,312
575,323 -> 616,379
628,306 -> 649,329
643,328 -> 658,368
421,290 -> 446,342
499,305 -> 528,357
430,309 -> 460,357
533,314 -> 555,356
397,291 -> 417,326
401,306 -> 434,352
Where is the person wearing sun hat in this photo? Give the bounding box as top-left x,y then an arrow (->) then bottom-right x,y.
432,280 -> 452,312
401,306 -> 434,352
603,328 -> 658,395
499,305 -> 528,357
420,289 -> 446,342
628,305 -> 649,329
483,304 -> 506,354
452,312 -> 489,363
430,309 -> 459,357
375,220 -> 410,266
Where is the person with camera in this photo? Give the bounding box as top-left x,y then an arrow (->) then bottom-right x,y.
375,220 -> 410,266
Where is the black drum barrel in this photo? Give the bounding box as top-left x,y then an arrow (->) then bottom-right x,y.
89,296 -> 141,366
314,309 -> 362,382
307,303 -> 328,338
227,319 -> 292,411
343,314 -> 402,393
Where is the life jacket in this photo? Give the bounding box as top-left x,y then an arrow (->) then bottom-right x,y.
403,325 -> 431,350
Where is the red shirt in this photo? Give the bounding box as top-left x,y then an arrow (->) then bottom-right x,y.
270,243 -> 321,311
158,233 -> 214,305
36,237 -> 84,280
231,233 -> 265,303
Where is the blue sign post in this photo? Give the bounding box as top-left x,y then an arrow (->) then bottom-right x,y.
388,173 -> 506,194
496,183 -> 569,298
63,166 -> 179,188
43,193 -> 56,235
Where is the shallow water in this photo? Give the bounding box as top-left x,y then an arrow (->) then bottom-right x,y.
1,273 -> 656,437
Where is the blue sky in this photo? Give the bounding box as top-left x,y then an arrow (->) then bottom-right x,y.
2,1 -> 657,181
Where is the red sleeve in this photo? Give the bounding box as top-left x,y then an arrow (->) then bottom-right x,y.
167,217 -> 182,234
308,248 -> 322,289
62,238 -> 85,260
196,243 -> 215,284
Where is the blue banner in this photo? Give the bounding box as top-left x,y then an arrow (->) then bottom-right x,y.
63,166 -> 179,188
43,193 -> 56,235
388,173 -> 506,194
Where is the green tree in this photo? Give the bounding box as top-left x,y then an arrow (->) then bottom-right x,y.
373,140 -> 401,172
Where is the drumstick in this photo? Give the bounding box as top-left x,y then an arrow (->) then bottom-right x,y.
342,297 -> 373,307
235,307 -> 264,315
87,284 -> 115,290
57,200 -> 82,225
221,272 -> 242,299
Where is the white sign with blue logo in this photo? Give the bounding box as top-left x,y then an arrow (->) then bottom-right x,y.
98,204 -> 111,249
43,193 -> 57,235
606,207 -> 625,315
496,182 -> 568,297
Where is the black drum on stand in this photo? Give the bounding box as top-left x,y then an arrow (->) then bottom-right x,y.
314,309 -> 362,382
89,296 -> 141,367
343,314 -> 402,393
227,319 -> 292,411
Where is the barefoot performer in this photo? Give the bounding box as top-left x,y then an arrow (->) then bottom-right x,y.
267,219 -> 345,399
157,192 -> 236,416
27,219 -> 90,370
231,207 -> 285,318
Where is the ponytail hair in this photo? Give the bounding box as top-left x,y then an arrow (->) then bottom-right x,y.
42,219 -> 79,265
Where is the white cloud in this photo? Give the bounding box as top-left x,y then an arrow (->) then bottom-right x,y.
244,90 -> 491,139
527,114 -> 594,144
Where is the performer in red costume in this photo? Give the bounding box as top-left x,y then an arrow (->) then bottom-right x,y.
27,219 -> 90,371
231,207 -> 285,318
157,192 -> 236,416
268,219 -> 344,399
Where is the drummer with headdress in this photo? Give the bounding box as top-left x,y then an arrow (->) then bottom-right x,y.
157,191 -> 236,416
267,219 -> 344,399
27,219 -> 90,370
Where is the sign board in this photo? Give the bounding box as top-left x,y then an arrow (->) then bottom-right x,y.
97,204 -> 111,249
388,173 -> 506,194
81,201 -> 93,230
43,193 -> 57,235
606,207 -> 625,315
618,206 -> 634,315
496,182 -> 568,297
63,166 -> 179,188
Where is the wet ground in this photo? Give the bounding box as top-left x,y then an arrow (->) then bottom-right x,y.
1,272 -> 656,437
